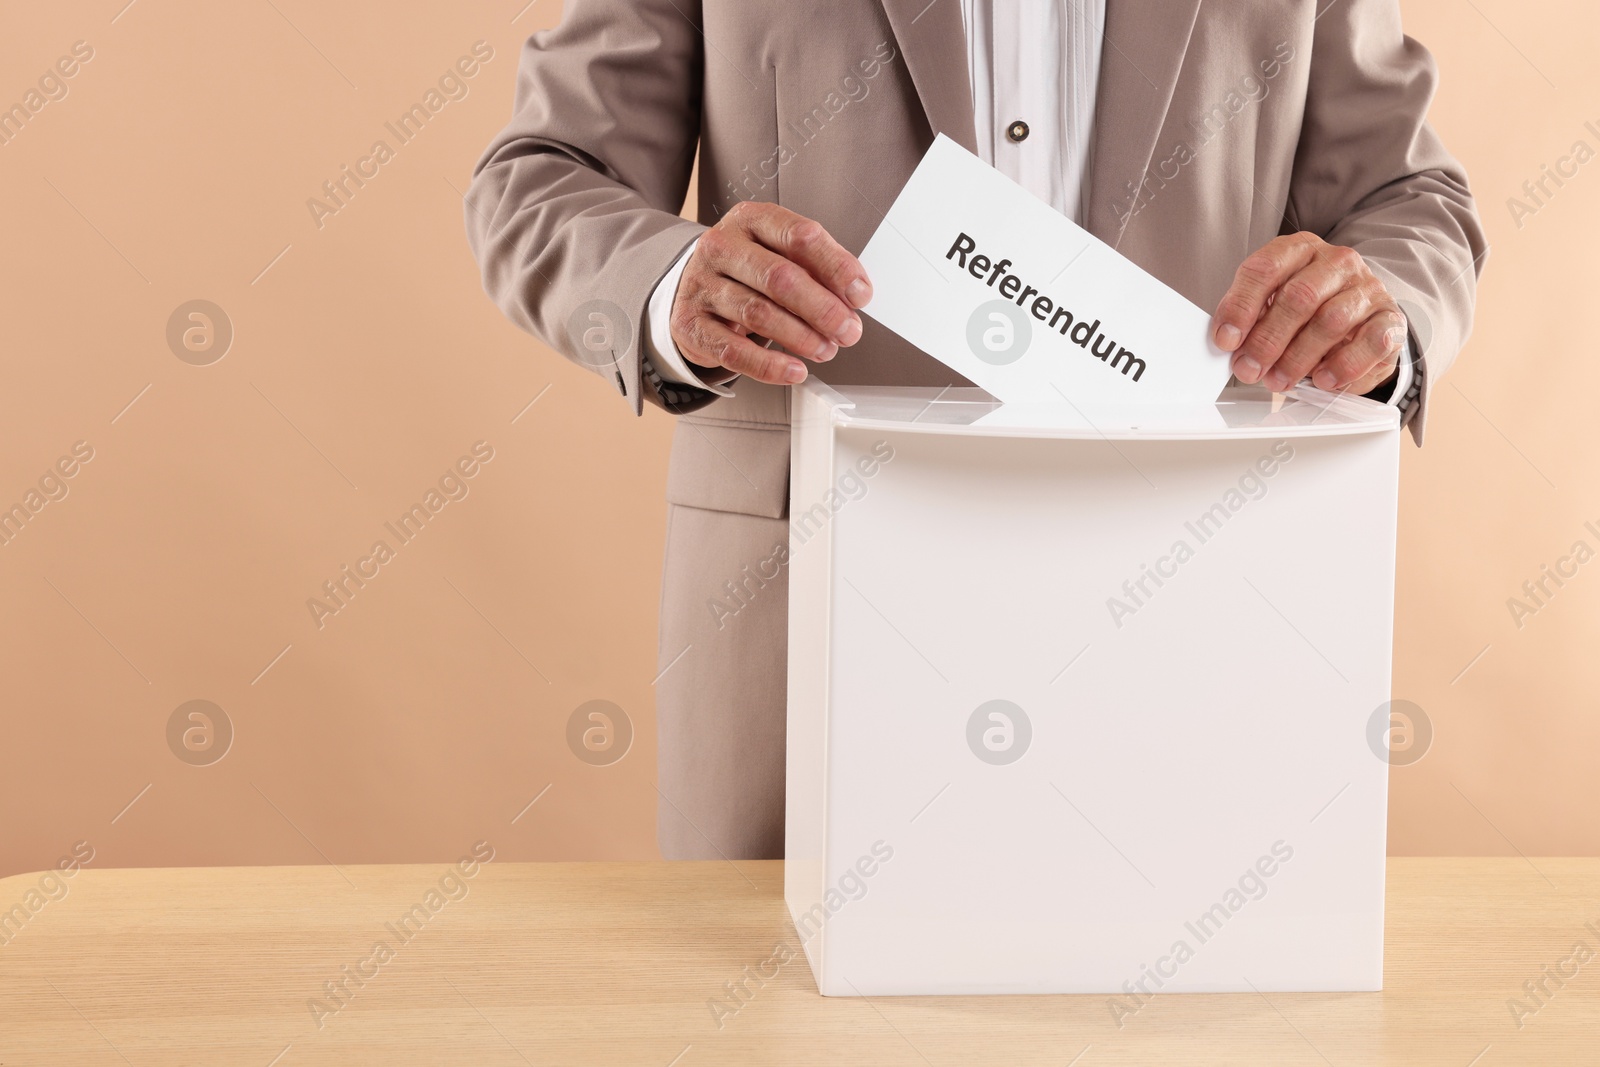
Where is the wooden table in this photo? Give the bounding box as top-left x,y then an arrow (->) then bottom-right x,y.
2,858 -> 1596,1065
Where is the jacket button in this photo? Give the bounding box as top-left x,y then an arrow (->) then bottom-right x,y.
1006,119 -> 1030,143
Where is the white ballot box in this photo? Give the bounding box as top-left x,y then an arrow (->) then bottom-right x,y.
785,381 -> 1401,997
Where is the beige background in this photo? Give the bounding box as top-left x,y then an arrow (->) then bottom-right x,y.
0,0 -> 1591,878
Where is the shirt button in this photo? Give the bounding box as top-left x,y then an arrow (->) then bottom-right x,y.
1006,119 -> 1030,143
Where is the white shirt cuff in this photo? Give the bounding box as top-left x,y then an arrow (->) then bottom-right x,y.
1383,336 -> 1415,409
643,237 -> 738,398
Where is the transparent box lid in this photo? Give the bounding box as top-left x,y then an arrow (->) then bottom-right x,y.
811,383 -> 1400,441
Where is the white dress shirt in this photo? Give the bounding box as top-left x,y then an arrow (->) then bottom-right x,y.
641,1 -> 1413,409
962,0 -> 1105,223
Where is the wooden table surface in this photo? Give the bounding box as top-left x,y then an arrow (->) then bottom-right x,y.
2,858 -> 1597,1065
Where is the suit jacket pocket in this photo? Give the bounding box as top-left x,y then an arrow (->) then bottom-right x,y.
666,417 -> 791,519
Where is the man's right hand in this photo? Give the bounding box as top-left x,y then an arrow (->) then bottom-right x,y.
669,202 -> 873,386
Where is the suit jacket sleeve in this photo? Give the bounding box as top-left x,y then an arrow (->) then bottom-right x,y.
1286,0 -> 1488,444
464,0 -> 715,416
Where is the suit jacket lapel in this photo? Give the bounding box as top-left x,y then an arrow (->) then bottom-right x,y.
1083,0 -> 1204,246
880,0 -> 978,154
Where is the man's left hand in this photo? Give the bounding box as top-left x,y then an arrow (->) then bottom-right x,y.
1212,232 -> 1407,396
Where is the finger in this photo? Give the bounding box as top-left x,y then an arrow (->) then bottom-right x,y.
699,228 -> 863,347
1311,308 -> 1407,392
702,276 -> 838,363
1260,286 -> 1373,392
1234,247 -> 1363,384
673,309 -> 808,385
732,202 -> 873,309
707,317 -> 813,384
1212,233 -> 1321,352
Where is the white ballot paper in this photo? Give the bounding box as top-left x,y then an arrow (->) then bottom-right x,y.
858,134 -> 1233,407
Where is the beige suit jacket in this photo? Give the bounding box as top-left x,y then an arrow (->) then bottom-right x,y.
465,0 -> 1485,858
